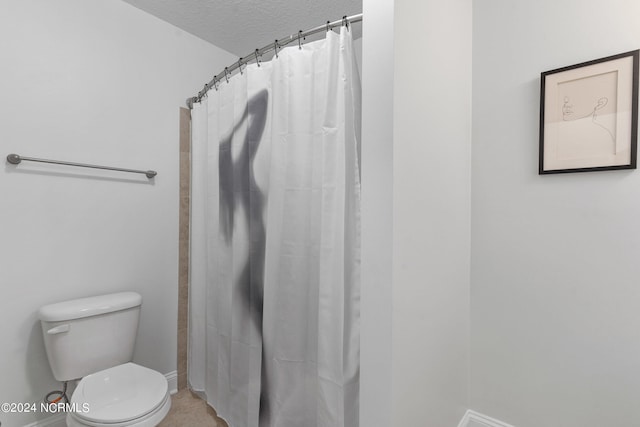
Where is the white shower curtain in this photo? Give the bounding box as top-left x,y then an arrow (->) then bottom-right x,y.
189,27 -> 361,427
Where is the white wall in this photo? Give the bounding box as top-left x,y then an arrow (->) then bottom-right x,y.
360,0 -> 394,425
392,0 -> 471,425
0,1 -> 233,426
360,0 -> 472,425
471,1 -> 640,426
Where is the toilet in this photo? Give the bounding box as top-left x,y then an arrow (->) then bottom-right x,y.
39,292 -> 171,427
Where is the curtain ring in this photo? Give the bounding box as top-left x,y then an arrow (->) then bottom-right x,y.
298,30 -> 302,50
342,15 -> 349,30
224,67 -> 230,83
255,49 -> 261,67
238,58 -> 243,75
213,76 -> 219,91
326,21 -> 331,32
274,40 -> 279,58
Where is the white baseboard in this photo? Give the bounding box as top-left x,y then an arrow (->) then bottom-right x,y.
22,371 -> 178,426
458,410 -> 515,427
165,370 -> 178,395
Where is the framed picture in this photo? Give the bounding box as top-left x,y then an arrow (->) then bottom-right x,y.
539,50 -> 639,174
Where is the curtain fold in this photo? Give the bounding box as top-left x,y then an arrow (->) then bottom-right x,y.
190,27 -> 360,427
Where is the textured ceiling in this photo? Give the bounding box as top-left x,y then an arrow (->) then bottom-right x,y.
121,0 -> 362,56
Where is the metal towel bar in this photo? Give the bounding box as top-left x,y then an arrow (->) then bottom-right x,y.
6,153 -> 157,179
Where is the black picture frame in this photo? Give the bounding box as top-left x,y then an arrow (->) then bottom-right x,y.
539,50 -> 639,174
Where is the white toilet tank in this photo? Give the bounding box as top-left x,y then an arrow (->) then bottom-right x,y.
39,292 -> 142,382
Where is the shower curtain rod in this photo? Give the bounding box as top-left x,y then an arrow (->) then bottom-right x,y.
187,13 -> 363,108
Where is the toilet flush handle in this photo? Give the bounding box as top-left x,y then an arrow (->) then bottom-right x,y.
46,324 -> 70,335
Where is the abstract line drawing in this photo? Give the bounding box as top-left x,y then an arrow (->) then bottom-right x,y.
562,95 -> 615,143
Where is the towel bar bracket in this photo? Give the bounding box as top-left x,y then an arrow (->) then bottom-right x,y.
6,154 -> 21,165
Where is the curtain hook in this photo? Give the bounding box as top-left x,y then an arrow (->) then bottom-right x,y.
326,20 -> 331,33
298,30 -> 302,50
224,67 -> 230,83
238,58 -> 243,75
255,49 -> 261,67
274,40 -> 279,58
342,15 -> 349,31
213,76 -> 219,91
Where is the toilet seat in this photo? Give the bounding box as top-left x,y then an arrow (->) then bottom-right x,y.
67,362 -> 171,427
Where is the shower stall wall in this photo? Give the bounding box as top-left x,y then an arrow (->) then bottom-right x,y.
189,27 -> 361,427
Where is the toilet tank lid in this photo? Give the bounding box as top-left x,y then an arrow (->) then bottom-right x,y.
39,292 -> 142,322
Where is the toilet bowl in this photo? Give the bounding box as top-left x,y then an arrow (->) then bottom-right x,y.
66,363 -> 171,427
38,292 -> 171,427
